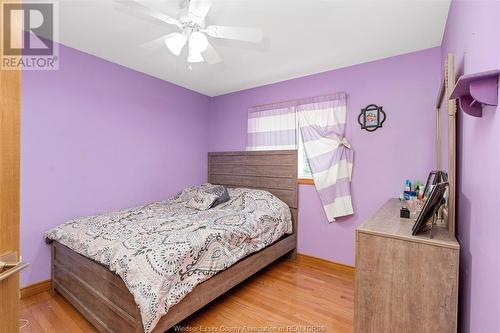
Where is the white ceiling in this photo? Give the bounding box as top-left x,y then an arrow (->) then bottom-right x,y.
52,0 -> 450,96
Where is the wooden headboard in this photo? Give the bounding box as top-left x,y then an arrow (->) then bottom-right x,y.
208,150 -> 298,234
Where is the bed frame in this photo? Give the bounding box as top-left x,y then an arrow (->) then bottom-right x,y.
51,150 -> 298,333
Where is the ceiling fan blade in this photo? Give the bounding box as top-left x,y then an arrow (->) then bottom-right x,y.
201,41 -> 221,65
114,0 -> 182,28
205,25 -> 262,43
188,0 -> 212,21
140,34 -> 170,52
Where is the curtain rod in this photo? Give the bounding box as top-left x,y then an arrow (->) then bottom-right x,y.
249,92 -> 347,112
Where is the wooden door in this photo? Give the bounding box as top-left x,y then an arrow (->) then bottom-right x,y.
0,0 -> 22,331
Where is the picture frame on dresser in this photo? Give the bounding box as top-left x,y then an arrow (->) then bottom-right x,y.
413,182 -> 448,235
423,170 -> 447,199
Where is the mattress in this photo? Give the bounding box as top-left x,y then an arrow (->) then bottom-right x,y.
45,185 -> 292,332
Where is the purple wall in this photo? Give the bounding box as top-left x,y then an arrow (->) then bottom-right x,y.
441,1 -> 500,332
21,44 -> 210,287
208,47 -> 441,266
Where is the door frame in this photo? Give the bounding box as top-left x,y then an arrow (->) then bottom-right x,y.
0,0 -> 22,331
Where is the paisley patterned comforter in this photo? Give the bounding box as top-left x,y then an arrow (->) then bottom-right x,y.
45,186 -> 292,332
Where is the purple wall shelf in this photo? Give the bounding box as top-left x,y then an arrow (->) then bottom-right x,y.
449,69 -> 499,117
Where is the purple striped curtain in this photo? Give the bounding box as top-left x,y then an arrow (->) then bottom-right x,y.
246,103 -> 297,151
297,93 -> 354,222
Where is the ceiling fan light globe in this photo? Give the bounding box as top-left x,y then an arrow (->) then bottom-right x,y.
187,51 -> 204,63
164,32 -> 187,56
189,31 -> 209,53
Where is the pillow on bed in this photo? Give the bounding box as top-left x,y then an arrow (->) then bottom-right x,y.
185,184 -> 230,210
204,185 -> 230,208
185,192 -> 219,210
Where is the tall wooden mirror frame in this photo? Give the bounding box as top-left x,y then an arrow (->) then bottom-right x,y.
436,53 -> 457,238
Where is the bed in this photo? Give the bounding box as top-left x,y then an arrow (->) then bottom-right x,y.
47,150 -> 298,333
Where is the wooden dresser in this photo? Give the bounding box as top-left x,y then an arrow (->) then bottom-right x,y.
354,199 -> 459,333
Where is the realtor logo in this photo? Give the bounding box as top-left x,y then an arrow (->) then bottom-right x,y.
1,2 -> 58,70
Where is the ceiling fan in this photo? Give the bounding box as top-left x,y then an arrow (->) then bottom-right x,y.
114,0 -> 263,65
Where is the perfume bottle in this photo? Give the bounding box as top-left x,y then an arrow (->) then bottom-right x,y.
405,179 -> 411,192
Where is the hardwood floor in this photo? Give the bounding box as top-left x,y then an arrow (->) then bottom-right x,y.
20,256 -> 354,333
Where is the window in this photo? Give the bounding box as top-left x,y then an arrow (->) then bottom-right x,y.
246,103 -> 312,181
247,92 -> 353,221
297,126 -> 313,180
247,94 -> 348,184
